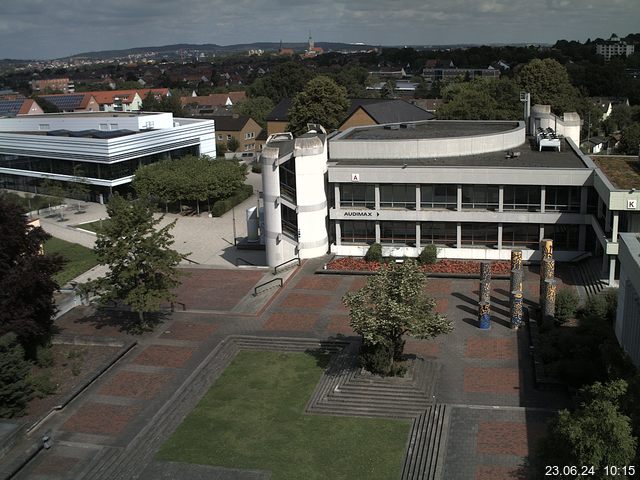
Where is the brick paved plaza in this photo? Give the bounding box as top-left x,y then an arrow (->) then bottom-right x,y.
8,258 -> 572,480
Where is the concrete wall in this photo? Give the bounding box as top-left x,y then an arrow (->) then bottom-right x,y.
330,121 -> 525,160
616,233 -> 640,367
0,112 -> 175,131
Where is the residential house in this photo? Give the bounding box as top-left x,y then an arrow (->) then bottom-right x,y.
338,99 -> 434,131
0,98 -> 44,117
38,93 -> 100,112
181,92 -> 246,116
266,98 -> 293,135
207,114 -> 262,155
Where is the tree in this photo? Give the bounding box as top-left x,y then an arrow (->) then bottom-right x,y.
619,123 -> 640,155
343,260 -> 453,375
227,136 -> 240,153
141,92 -> 184,117
67,165 -> 90,203
538,380 -> 636,477
234,96 -> 274,129
437,77 -> 521,120
0,333 -> 33,418
80,195 -> 182,328
517,58 -> 582,114
247,61 -> 313,103
0,194 -> 63,355
379,79 -> 396,99
287,76 -> 349,135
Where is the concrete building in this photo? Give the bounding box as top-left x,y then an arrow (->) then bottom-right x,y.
616,233 -> 640,367
259,106 -> 640,284
596,34 -> 635,61
0,112 -> 215,202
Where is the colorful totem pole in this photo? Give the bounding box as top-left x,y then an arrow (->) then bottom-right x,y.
509,249 -> 524,329
543,278 -> 558,329
478,261 -> 491,329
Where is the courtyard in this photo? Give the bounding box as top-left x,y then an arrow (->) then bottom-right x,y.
2,257 -> 574,480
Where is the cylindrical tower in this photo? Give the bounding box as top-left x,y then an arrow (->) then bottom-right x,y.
261,143 -> 284,267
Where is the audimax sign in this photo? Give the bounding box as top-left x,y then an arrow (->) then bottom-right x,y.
342,211 -> 380,217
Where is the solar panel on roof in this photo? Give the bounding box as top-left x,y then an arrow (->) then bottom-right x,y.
0,100 -> 23,116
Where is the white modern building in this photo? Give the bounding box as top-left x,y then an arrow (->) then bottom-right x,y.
0,112 -> 215,202
259,107 -> 640,285
615,233 -> 640,367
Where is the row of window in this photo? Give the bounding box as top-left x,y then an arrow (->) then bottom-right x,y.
339,184 -> 588,212
340,221 -> 579,249
0,147 -> 199,180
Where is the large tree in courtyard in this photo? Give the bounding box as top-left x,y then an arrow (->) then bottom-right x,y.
287,76 -> 349,135
517,58 -> 582,115
537,380 -> 636,478
343,260 -> 453,376
80,195 -> 182,329
0,194 -> 63,355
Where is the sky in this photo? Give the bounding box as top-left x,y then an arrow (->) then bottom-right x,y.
1,0 -> 639,60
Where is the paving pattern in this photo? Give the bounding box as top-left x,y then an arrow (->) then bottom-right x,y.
6,259 -> 572,480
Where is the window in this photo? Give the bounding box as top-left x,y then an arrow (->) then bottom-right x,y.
545,186 -> 581,212
462,185 -> 499,210
245,132 -> 255,140
380,184 -> 415,209
340,184 -> 375,209
217,134 -> 223,140
421,185 -> 457,209
421,222 -> 457,247
38,124 -> 50,131
503,186 -> 541,211
544,224 -> 579,249
341,221 -> 376,245
281,205 -> 298,240
227,134 -> 232,141
461,223 -> 497,247
502,223 -> 539,248
380,221 -> 416,245
279,159 -> 296,202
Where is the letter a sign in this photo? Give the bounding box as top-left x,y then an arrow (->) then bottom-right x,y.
351,173 -> 360,182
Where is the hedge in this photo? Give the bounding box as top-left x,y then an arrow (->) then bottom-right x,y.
211,184 -> 254,217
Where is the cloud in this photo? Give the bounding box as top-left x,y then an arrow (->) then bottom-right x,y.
0,0 -> 638,58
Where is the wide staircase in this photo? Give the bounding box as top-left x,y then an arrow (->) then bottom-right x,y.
574,256 -> 608,298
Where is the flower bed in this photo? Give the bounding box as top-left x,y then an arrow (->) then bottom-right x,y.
327,257 -> 511,275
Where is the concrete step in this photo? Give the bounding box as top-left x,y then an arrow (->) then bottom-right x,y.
401,404 -> 450,480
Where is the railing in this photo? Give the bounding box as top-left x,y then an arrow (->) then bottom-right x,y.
254,278 -> 283,296
274,256 -> 301,275
236,257 -> 256,266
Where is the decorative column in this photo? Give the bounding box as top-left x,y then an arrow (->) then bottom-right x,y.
478,261 -> 491,330
510,290 -> 523,329
478,302 -> 491,330
543,278 -> 558,329
539,239 -> 554,313
510,249 -> 524,317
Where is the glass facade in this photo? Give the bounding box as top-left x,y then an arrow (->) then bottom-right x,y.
281,204 -> 298,240
421,185 -> 457,209
544,224 -> 579,250
461,223 -> 497,246
0,146 -> 198,181
462,185 -> 499,210
340,184 -> 375,209
420,222 -> 457,247
545,186 -> 581,212
503,185 -> 541,211
380,184 -> 415,209
380,221 -> 416,245
502,223 -> 539,248
341,221 -> 375,245
279,159 -> 296,202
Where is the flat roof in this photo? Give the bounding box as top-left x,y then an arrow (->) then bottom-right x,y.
6,112 -> 156,119
331,138 -> 588,169
592,156 -> 640,189
341,120 -> 519,140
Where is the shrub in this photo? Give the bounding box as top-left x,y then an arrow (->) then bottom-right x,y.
364,243 -> 383,262
581,290 -> 617,323
211,184 -> 253,217
0,333 -> 33,418
555,288 -> 579,324
35,344 -> 54,368
251,162 -> 262,174
29,373 -> 57,399
418,244 -> 438,264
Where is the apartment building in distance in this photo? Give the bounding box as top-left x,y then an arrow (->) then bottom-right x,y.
596,34 -> 635,61
30,77 -> 75,94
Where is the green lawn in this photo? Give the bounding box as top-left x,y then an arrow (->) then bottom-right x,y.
157,351 -> 410,480
75,219 -> 110,233
44,237 -> 98,285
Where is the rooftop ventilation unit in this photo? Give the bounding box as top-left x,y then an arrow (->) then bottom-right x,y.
383,124 -> 400,130
399,123 -> 416,129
